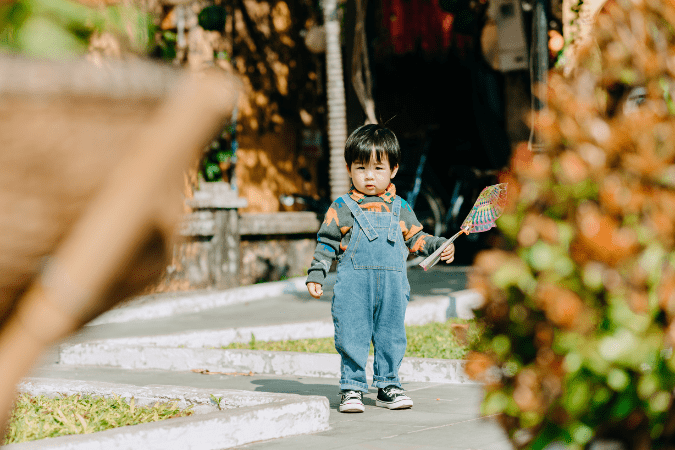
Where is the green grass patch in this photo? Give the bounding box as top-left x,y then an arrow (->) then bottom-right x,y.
223,319 -> 483,359
4,393 -> 194,445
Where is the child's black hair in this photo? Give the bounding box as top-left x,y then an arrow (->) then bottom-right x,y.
344,124 -> 400,170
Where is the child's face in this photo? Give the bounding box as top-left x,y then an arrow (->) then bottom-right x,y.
347,152 -> 399,196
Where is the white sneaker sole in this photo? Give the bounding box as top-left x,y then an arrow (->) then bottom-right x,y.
339,401 -> 365,413
376,398 -> 413,410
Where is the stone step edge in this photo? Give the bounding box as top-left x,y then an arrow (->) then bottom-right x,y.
59,345 -> 477,385
7,378 -> 330,450
17,377 -> 301,414
87,275 -> 314,326
74,298 -> 449,349
89,271 -> 481,327
77,290 -> 484,349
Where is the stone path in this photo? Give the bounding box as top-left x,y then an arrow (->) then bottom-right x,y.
15,266 -> 512,450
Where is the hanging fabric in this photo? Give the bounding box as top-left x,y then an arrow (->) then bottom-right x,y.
380,0 -> 454,55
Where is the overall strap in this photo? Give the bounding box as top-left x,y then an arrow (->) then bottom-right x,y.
342,194 -> 378,241
388,196 -> 402,242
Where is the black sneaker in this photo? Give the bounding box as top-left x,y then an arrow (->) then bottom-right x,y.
339,390 -> 365,413
376,386 -> 413,410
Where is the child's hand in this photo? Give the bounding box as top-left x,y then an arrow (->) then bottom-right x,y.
440,243 -> 455,264
307,282 -> 323,299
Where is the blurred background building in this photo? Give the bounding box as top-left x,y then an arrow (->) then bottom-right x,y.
0,0 -> 610,289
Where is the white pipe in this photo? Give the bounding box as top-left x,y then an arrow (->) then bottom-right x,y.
322,0 -> 350,199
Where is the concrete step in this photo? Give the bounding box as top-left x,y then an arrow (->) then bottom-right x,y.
87,266 -> 470,326
65,294 -> 456,348
24,366 -> 511,450
9,377 -> 329,450
58,344 -> 475,384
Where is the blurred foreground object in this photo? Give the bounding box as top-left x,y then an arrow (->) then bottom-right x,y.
0,0 -> 153,58
467,0 -> 675,448
0,56 -> 241,433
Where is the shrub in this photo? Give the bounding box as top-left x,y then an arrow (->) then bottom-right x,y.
466,1 -> 675,449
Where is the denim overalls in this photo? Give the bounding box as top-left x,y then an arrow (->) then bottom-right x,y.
332,194 -> 411,392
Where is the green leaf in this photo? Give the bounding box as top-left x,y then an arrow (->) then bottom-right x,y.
17,15 -> 87,57
491,335 -> 511,358
528,241 -> 555,272
637,373 -> 660,399
607,368 -> 630,391
482,391 -> 509,415
198,5 -> 226,31
610,391 -> 636,420
496,214 -> 520,240
213,150 -> 233,163
570,422 -> 594,445
203,161 -> 222,181
591,386 -> 612,406
564,378 -> 591,416
564,352 -> 583,374
649,391 -> 671,414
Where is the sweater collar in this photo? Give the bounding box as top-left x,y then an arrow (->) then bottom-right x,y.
348,183 -> 396,204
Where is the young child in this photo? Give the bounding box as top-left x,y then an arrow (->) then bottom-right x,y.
306,124 -> 455,413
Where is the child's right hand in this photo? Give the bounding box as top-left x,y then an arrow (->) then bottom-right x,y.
307,282 -> 323,299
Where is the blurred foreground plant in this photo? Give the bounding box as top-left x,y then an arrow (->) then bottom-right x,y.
0,0 -> 153,58
467,1 -> 675,449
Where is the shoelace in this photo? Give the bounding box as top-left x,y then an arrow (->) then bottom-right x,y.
343,391 -> 362,400
384,387 -> 405,395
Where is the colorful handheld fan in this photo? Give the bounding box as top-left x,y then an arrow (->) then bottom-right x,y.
419,183 -> 508,271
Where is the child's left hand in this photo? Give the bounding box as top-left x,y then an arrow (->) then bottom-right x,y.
440,243 -> 455,264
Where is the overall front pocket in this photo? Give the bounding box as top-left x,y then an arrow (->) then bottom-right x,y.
350,228 -> 404,271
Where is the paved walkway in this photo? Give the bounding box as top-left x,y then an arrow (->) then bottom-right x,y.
27,266 -> 512,450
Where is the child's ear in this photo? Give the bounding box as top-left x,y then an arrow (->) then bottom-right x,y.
391,164 -> 399,178
346,163 -> 352,177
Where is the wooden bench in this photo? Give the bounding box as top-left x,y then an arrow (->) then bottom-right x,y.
176,182 -> 321,289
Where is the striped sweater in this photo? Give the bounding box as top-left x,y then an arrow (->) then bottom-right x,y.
306,183 -> 446,285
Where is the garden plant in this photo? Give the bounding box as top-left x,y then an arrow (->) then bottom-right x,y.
466,0 -> 675,449
0,0 -> 153,58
